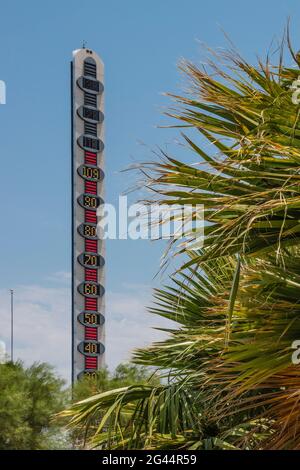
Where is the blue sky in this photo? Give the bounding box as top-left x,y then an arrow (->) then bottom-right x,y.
0,0 -> 300,380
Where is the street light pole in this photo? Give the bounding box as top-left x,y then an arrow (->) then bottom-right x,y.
10,289 -> 14,362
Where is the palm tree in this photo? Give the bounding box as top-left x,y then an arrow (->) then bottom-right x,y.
60,31 -> 300,449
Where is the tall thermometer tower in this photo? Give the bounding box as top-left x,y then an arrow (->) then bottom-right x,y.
71,48 -> 105,383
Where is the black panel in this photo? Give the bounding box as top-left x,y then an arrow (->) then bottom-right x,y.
83,74 -> 98,86
78,311 -> 105,327
78,341 -> 105,356
77,76 -> 103,94
83,107 -> 102,122
77,281 -> 105,298
77,223 -> 98,240
77,105 -> 104,123
77,370 -> 97,380
77,164 -> 104,182
78,252 -> 105,269
77,193 -> 103,210
77,134 -> 104,152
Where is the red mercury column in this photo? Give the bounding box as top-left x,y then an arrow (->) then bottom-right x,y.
84,151 -> 99,372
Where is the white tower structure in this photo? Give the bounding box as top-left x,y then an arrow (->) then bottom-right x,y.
71,48 -> 105,382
